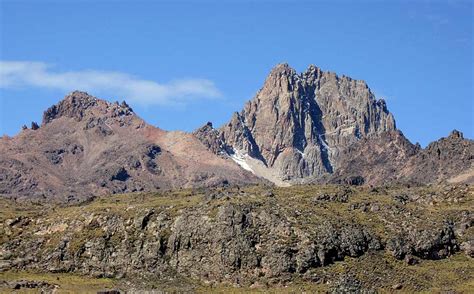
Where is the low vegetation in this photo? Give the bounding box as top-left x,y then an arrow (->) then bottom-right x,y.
0,184 -> 472,293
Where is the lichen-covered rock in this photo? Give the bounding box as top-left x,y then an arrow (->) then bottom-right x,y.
387,222 -> 458,260
0,196 -> 383,284
0,184 -> 471,290
460,240 -> 474,257
330,274 -> 375,294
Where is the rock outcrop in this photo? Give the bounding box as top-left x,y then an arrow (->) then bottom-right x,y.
331,129 -> 474,185
1,184 -> 472,291
192,122 -> 230,155
404,130 -> 474,184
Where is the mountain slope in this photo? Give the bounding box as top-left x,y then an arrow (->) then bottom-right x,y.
403,130 -> 474,184
0,91 -> 262,202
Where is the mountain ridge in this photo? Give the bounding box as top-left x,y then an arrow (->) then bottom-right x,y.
0,64 -> 472,202
195,63 -> 471,186
0,91 -> 263,202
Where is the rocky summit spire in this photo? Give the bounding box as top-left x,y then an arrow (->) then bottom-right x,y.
42,91 -> 134,126
42,91 -> 98,124
267,62 -> 296,77
199,63 -> 398,183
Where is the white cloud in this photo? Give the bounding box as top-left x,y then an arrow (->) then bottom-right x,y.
0,61 -> 222,105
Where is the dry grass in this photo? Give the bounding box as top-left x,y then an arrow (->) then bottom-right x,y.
1,184 -> 473,293
0,271 -> 114,293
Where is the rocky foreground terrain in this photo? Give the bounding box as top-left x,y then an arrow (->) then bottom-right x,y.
0,184 -> 473,292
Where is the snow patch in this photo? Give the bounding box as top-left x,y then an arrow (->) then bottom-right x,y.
230,150 -> 254,173
296,149 -> 305,158
340,126 -> 355,135
318,134 -> 332,152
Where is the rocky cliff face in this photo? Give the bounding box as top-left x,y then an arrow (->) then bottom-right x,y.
330,130 -> 474,186
0,91 -> 262,202
405,130 -> 474,184
198,63 -> 396,182
196,64 -> 472,186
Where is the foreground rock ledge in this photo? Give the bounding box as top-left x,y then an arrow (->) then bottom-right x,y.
0,184 -> 473,292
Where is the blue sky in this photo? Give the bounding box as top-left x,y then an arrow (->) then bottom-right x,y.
0,0 -> 472,146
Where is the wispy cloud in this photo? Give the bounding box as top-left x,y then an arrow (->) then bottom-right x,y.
0,61 -> 222,105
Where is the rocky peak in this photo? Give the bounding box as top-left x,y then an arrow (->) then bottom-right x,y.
448,129 -> 464,140
199,122 -> 214,131
42,91 -> 97,124
193,122 -> 216,139
402,130 -> 473,184
425,130 -> 471,158
193,122 -> 230,155
302,64 -> 323,81
269,63 -> 296,76
42,91 -> 134,125
198,63 -> 398,183
306,64 -> 321,73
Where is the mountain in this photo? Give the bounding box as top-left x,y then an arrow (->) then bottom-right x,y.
0,65 -> 473,292
0,91 -> 262,202
195,63 -> 473,185
0,65 -> 472,201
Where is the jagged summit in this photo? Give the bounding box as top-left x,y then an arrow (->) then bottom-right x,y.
448,129 -> 464,139
267,62 -> 296,76
196,58 -> 472,186
269,62 -> 323,74
198,63 -> 397,183
42,91 -> 134,125
267,63 -> 370,89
